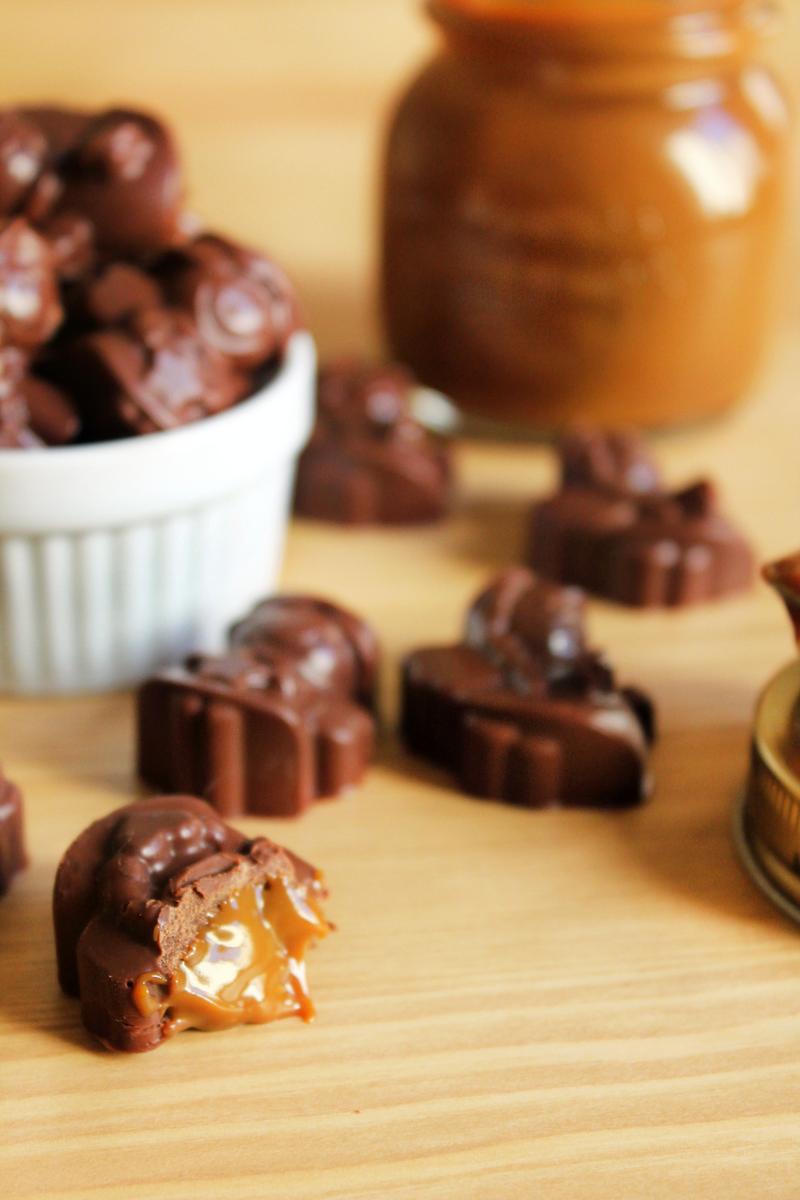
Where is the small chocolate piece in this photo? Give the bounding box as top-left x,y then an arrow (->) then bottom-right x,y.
763,554 -> 800,644
0,218 -> 62,350
138,595 -> 377,817
0,111 -> 48,217
294,360 -> 451,525
0,770 -> 27,893
59,108 -> 183,257
64,307 -> 248,439
158,233 -> 299,368
21,375 -> 79,445
38,212 -> 95,281
53,794 -> 330,1052
402,568 -> 654,809
22,106 -> 91,161
73,261 -> 163,328
527,428 -> 754,607
229,595 -> 380,711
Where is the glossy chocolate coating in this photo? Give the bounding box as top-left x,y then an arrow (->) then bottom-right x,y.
21,375 -> 79,445
59,108 -> 183,257
53,794 -> 327,1052
67,307 -> 248,438
139,595 -> 377,817
527,429 -> 755,607
0,771 -> 26,894
159,233 -> 299,368
294,360 -> 451,525
229,594 -> 380,711
402,567 -> 654,809
72,261 -> 163,328
39,212 -> 95,281
0,219 -> 62,351
0,111 -> 48,217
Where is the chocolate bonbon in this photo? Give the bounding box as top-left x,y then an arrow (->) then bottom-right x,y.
402,568 -> 654,809
0,770 -> 26,894
0,102 -> 300,448
138,595 -> 377,816
53,795 -> 330,1052
58,108 -> 183,258
66,308 -> 249,438
158,233 -> 298,368
294,360 -> 451,525
527,428 -> 754,607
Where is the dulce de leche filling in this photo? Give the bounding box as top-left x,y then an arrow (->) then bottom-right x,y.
132,876 -> 329,1036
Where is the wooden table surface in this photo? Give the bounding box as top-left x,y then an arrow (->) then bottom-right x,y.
1,1 -> 800,1197
2,331 -> 800,1199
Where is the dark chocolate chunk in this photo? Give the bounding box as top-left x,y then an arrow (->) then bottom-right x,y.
0,771 -> 26,894
53,794 -> 330,1052
158,233 -> 299,368
59,108 -> 183,257
138,595 -> 377,817
527,428 -> 754,607
402,567 -> 654,809
62,307 -> 249,439
0,218 -> 62,350
294,360 -> 451,525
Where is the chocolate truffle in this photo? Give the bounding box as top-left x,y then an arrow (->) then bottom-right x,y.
59,108 -> 183,258
138,595 -> 377,817
53,795 -> 330,1052
402,568 -> 654,809
0,219 -> 62,350
527,428 -> 754,607
0,771 -> 26,894
158,233 -> 299,368
66,307 -> 248,438
294,360 -> 451,525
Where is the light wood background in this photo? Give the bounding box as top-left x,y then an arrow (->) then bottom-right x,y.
1,3 -> 800,1198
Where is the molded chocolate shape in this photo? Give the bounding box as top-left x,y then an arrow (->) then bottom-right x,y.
59,108 -> 183,257
53,795 -> 330,1052
294,360 -> 451,525
0,771 -> 26,894
67,307 -> 248,438
527,429 -> 754,607
138,595 -> 378,817
159,233 -> 299,368
402,568 -> 654,809
0,219 -> 62,350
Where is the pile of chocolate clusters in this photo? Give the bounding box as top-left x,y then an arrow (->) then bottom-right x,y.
0,106 -> 299,447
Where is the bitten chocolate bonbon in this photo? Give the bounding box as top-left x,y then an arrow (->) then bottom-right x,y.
0,770 -> 26,894
402,568 -> 654,809
294,360 -> 451,525
527,428 -> 754,607
138,595 -> 377,817
0,103 -> 300,449
53,795 -> 330,1052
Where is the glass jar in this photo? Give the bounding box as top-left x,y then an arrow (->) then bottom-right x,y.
381,0 -> 791,430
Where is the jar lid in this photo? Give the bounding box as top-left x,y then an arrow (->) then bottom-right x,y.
737,660 -> 800,923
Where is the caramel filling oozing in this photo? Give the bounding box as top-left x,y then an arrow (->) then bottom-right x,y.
132,876 -> 329,1036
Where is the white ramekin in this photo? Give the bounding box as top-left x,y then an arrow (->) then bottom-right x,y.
0,331 -> 316,695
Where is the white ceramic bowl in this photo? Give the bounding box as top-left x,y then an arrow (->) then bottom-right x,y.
0,331 -> 316,694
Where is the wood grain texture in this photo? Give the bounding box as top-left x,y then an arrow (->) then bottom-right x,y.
0,1 -> 799,1197
3,332 -> 800,1199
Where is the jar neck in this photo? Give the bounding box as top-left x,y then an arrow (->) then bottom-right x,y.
428,0 -> 776,94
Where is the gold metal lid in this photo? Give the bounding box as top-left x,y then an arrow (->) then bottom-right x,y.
737,660 -> 800,921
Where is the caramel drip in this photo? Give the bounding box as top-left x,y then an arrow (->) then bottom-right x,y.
132,876 -> 329,1037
